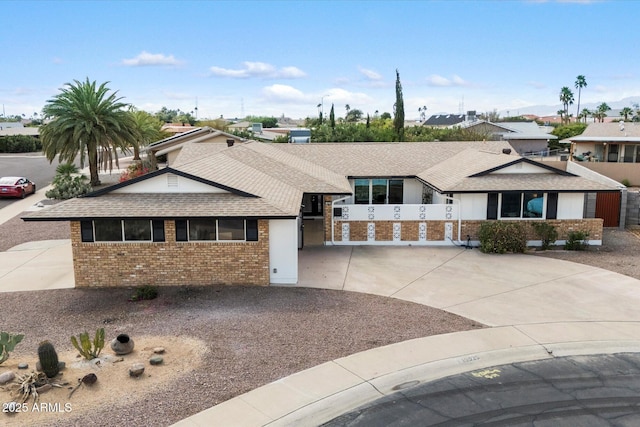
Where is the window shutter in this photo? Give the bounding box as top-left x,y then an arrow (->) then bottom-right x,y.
546,192 -> 558,219
152,220 -> 165,242
175,220 -> 187,241
80,221 -> 94,242
246,220 -> 259,241
487,193 -> 498,220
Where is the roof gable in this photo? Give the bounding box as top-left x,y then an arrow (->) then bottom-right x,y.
85,167 -> 258,198
469,157 -> 573,177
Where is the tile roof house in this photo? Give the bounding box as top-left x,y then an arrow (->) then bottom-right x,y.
567,121 -> 640,186
460,121 -> 558,155
24,138 -> 622,289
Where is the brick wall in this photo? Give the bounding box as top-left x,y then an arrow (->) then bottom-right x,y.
70,220 -> 270,288
461,218 -> 603,242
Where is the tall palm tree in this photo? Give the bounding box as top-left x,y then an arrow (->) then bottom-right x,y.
129,108 -> 164,160
41,78 -> 138,186
620,107 -> 633,121
559,87 -> 575,124
574,75 -> 587,120
580,108 -> 591,123
596,102 -> 611,123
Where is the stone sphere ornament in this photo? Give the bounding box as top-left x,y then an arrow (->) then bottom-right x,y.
110,334 -> 135,355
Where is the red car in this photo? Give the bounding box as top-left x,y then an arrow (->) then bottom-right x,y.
0,176 -> 36,198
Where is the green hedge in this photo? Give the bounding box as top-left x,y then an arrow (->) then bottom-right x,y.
0,135 -> 41,153
478,221 -> 527,254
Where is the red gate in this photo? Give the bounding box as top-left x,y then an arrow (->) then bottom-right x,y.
595,192 -> 621,227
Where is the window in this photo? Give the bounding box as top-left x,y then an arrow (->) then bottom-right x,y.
176,219 -> 258,242
87,219 -> 164,242
499,192 -> 544,219
352,179 -> 404,204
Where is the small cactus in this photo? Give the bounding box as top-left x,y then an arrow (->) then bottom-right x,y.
37,341 -> 59,378
71,328 -> 105,360
0,331 -> 24,365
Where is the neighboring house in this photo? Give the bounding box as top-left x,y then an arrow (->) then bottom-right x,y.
160,123 -> 198,134
24,139 -> 622,289
461,121 -> 557,155
146,126 -> 244,166
0,124 -> 39,137
423,113 -> 467,128
568,122 -> 640,186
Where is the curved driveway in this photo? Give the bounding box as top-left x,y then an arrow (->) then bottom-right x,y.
176,245 -> 640,427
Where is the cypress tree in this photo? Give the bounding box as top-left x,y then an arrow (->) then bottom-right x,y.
393,69 -> 405,141
329,104 -> 335,129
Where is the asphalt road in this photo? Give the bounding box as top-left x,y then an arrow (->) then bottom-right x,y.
325,353 -> 640,427
0,153 -> 61,208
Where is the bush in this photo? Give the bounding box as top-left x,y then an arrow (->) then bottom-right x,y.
0,135 -> 38,153
478,221 -> 527,254
621,179 -> 631,187
564,230 -> 589,251
532,222 -> 558,250
119,160 -> 152,182
129,285 -> 159,302
45,165 -> 92,200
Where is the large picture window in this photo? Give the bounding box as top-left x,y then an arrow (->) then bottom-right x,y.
353,179 -> 404,204
499,192 -> 544,219
85,219 -> 164,242
176,219 -> 258,242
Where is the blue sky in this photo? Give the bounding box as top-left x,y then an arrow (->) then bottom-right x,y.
2,0 -> 639,121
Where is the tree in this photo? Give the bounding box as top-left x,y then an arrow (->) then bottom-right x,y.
345,108 -> 363,122
41,78 -> 138,186
393,69 -> 405,141
620,107 -> 633,121
574,75 -> 587,120
129,108 -> 164,160
380,112 -> 392,120
559,87 -> 574,125
329,104 -> 335,129
595,102 -> 611,123
580,108 -> 591,123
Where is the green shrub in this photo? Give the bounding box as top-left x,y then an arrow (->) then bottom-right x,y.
45,174 -> 92,199
621,178 -> 631,187
70,328 -> 105,360
130,285 -> 159,302
478,221 -> 527,254
532,222 -> 558,250
564,230 -> 589,251
0,135 -> 38,153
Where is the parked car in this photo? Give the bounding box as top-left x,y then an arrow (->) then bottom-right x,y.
0,176 -> 36,198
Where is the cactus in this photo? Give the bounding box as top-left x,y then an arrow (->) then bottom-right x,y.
0,331 -> 24,365
70,328 -> 105,360
37,341 -> 59,378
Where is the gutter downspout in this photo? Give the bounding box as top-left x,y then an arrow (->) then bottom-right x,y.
442,194 -> 463,245
330,196 -> 351,246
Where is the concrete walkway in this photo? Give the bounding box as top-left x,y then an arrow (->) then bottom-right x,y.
175,246 -> 640,427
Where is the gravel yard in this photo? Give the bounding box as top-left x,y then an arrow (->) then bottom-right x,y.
2,211 -> 640,426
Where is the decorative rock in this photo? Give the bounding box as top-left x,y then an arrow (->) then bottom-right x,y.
129,363 -> 145,378
18,363 -> 28,370
149,355 -> 164,366
0,371 -> 15,385
153,347 -> 165,354
58,361 -> 66,371
111,334 -> 135,355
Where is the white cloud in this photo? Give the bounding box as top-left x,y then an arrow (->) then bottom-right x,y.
426,74 -> 470,87
210,61 -> 306,79
122,51 -> 181,67
262,84 -> 307,102
359,67 -> 382,81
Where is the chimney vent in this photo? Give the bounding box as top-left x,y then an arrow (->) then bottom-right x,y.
502,148 -> 512,155
226,139 -> 234,147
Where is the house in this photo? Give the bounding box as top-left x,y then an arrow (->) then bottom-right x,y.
460,121 -> 557,155
423,113 -> 467,128
146,126 -> 245,166
23,139 -> 621,289
568,122 -> 640,186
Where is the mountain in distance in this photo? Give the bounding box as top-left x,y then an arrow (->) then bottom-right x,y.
499,96 -> 640,118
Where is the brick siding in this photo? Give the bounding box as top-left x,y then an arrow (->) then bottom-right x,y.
70,220 -> 270,288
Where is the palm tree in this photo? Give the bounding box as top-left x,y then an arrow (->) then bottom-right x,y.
580,108 -> 591,123
41,78 -> 138,186
596,102 -> 611,123
620,107 -> 633,121
574,75 -> 587,120
559,87 -> 575,124
129,108 -> 164,160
